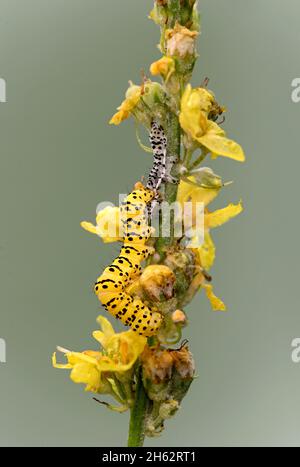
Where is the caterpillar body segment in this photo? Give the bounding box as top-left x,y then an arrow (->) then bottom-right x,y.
94,184 -> 163,337
146,122 -> 179,217
147,121 -> 167,191
99,290 -> 163,338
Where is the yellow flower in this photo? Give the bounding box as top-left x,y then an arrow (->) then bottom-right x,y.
177,167 -> 243,271
81,206 -> 122,243
150,56 -> 175,81
177,175 -> 243,311
188,200 -> 242,270
52,349 -> 108,393
166,23 -> 198,57
180,85 -> 245,162
53,316 -> 146,394
93,316 -> 147,370
177,168 -> 223,222
109,83 -> 142,125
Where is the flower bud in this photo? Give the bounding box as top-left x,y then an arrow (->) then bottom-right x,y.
132,81 -> 167,128
140,265 -> 176,301
166,23 -> 198,58
142,81 -> 166,108
171,345 -> 195,379
142,344 -> 195,391
172,309 -> 187,324
150,56 -> 176,82
191,167 -> 223,189
142,346 -> 174,385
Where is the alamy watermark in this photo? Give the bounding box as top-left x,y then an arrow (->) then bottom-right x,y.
0,77 -> 7,103
96,196 -> 205,248
0,338 -> 6,363
291,338 -> 300,363
291,78 -> 300,103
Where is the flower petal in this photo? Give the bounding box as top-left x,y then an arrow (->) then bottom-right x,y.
82,207 -> 122,243
198,133 -> 245,162
150,56 -> 175,81
80,221 -> 97,235
206,202 -> 243,229
109,84 -> 141,125
203,284 -> 227,311
198,232 -> 216,271
93,316 -> 116,349
70,362 -> 100,391
52,352 -> 72,369
177,177 -> 220,207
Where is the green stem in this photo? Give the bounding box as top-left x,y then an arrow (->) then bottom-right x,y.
127,0 -> 198,446
168,0 -> 181,27
188,150 -> 208,171
183,147 -> 193,167
127,366 -> 149,447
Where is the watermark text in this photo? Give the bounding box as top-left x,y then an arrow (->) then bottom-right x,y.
0,338 -> 6,363
0,78 -> 6,103
291,338 -> 300,363
291,78 -> 300,103
95,197 -> 205,248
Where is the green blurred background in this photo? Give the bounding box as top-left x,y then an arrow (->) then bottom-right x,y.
0,0 -> 299,447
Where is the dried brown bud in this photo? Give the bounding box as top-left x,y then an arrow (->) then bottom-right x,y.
142,344 -> 195,385
171,345 -> 195,379
142,346 -> 174,384
142,344 -> 195,435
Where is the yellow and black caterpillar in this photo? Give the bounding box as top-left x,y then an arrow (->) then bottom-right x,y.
94,183 -> 163,337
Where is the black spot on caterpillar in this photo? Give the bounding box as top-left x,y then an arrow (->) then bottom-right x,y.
146,122 -> 179,217
147,121 -> 167,192
94,184 -> 163,337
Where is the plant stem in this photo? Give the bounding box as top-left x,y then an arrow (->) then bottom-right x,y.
127,366 -> 149,447
127,114 -> 181,445
188,149 -> 208,171
165,111 -> 181,204
127,0 -> 197,446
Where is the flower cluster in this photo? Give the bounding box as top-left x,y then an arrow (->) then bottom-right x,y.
53,316 -> 146,411
177,167 -> 243,310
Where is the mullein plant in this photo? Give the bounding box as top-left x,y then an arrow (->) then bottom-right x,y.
53,0 -> 245,447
